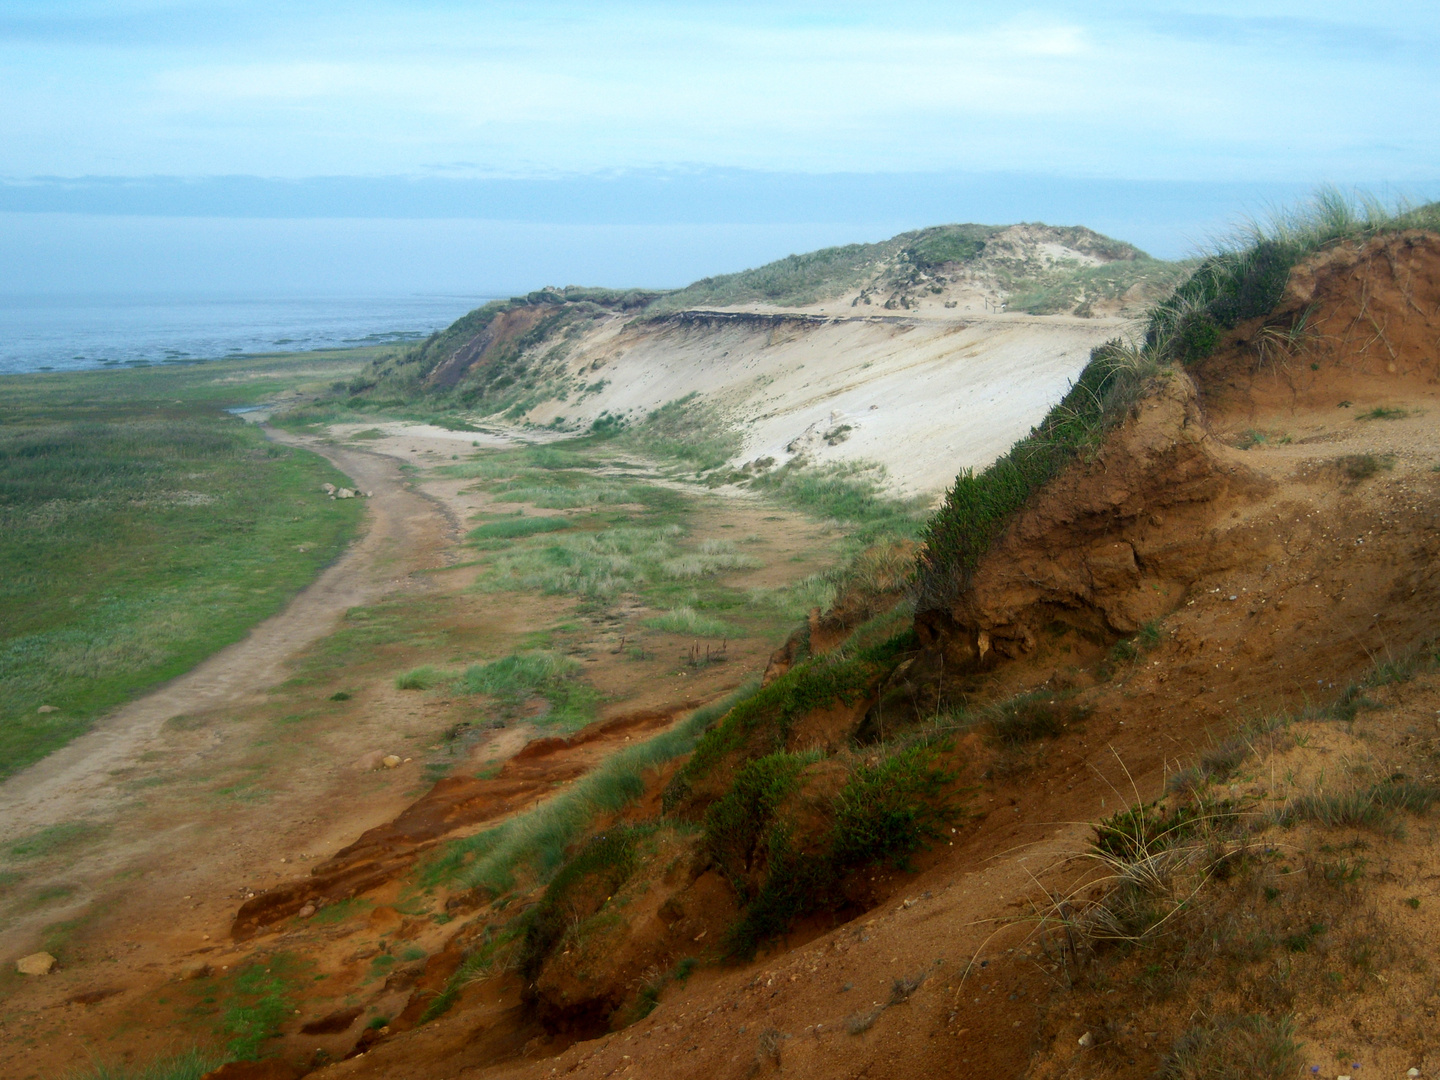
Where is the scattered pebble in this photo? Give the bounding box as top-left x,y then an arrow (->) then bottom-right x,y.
1077,1032 -> 1093,1047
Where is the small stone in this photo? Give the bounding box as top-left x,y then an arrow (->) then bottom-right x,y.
382,755 -> 401,769
16,952 -> 56,975
1408,1070 -> 1420,1078
36,705 -> 59,714
297,904 -> 316,919
1078,1032 -> 1093,1048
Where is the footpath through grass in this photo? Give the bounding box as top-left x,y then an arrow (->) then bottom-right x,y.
0,352 -> 371,778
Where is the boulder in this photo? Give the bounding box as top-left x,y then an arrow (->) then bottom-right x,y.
16,952 -> 56,975
353,750 -> 386,771
381,754 -> 402,769
337,488 -> 356,499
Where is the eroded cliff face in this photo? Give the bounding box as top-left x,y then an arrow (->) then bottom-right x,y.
915,371 -> 1271,670
914,231 -> 1440,683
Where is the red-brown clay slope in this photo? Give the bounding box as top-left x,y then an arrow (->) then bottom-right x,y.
277,235 -> 1440,1080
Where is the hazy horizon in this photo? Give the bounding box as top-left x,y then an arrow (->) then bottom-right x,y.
3,1 -> 1437,296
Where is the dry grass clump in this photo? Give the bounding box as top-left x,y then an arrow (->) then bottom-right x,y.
1159,1013 -> 1303,1080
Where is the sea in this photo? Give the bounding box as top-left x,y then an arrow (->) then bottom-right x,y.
0,294 -> 493,376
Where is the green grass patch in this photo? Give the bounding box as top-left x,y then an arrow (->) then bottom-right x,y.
456,650 -> 600,728
642,606 -> 738,638
424,682 -> 759,896
0,360 -> 367,777
664,629 -> 916,813
4,821 -> 105,861
395,665 -> 448,691
466,515 -> 572,541
609,393 -> 743,473
1355,406 -> 1406,421
219,955 -> 305,1060
67,1049 -> 224,1080
749,460 -> 926,544
477,525 -> 757,602
310,897 -> 372,925
396,650 -> 600,729
1278,780 -> 1440,832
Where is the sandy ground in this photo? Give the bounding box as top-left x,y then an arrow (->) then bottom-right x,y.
513,309 -> 1130,497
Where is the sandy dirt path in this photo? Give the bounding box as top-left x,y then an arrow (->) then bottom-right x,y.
0,433 -> 448,844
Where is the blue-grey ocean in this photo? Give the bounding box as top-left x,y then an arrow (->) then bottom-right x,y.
0,294 -> 491,376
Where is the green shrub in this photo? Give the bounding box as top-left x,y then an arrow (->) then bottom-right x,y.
829,744 -> 959,869
1093,801 -> 1204,861
704,750 -> 819,893
984,692 -> 1089,747
663,630 -> 916,812
723,742 -> 962,957
1355,406 -> 1406,421
518,826 -> 650,979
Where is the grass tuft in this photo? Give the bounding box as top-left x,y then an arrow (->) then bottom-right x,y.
642,606 -> 738,638
66,1050 -> 223,1080
1160,1014 -> 1302,1080
466,516 -> 571,541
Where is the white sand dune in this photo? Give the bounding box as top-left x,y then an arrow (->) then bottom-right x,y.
523,309 -> 1131,496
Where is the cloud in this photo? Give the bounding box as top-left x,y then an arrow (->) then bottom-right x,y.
0,2 -> 1437,180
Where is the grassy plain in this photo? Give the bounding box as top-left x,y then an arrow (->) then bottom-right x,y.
0,349 -> 374,777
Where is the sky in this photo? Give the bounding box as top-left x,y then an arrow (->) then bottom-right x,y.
2,0 -> 1438,295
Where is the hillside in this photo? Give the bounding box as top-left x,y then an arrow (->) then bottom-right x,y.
286,206 -> 1440,1080
8,197 -> 1440,1080
294,223 -> 1189,494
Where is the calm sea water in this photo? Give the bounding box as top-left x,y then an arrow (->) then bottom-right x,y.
0,294 -> 493,376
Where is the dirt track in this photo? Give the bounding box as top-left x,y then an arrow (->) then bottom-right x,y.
0,435 -> 450,850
